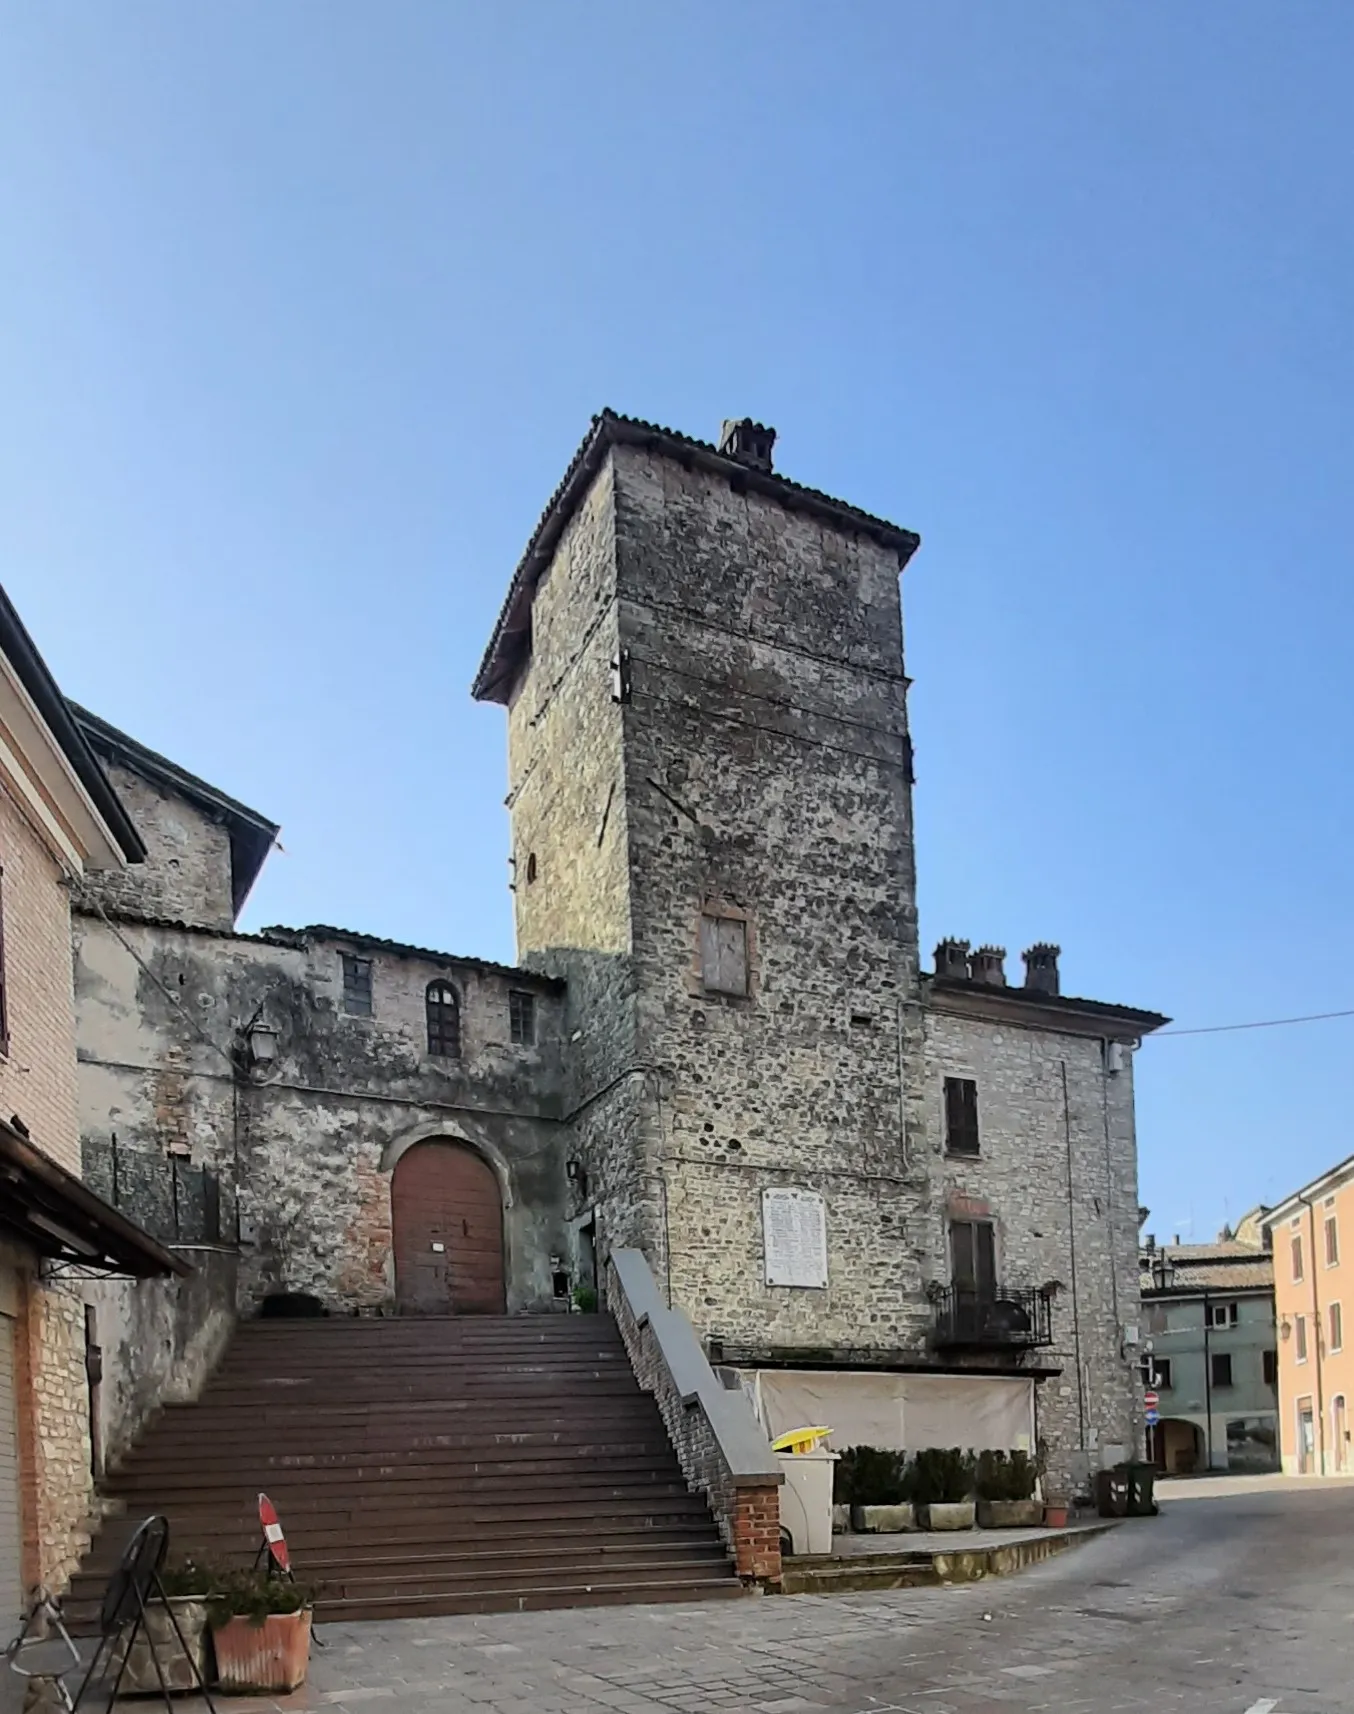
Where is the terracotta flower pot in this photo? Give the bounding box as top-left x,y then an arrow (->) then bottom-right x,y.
210,1609 -> 312,1693
1043,1504 -> 1069,1528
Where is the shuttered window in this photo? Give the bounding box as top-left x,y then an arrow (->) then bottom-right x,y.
426,982 -> 461,1058
700,915 -> 748,997
950,1219 -> 996,1296
943,1078 -> 979,1156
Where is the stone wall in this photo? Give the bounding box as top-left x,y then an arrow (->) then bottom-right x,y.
922,1003 -> 1144,1490
75,761 -> 235,931
73,913 -> 574,1314
608,444 -> 930,1346
86,1247 -> 240,1473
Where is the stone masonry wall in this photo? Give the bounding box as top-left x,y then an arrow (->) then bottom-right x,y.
75,761 -> 235,930
609,443 -> 931,1348
73,913 -> 572,1314
505,456 -> 661,1262
922,1005 -> 1144,1491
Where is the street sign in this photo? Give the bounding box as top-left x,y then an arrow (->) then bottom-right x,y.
1144,1389 -> 1159,1411
1145,1408 -> 1160,1426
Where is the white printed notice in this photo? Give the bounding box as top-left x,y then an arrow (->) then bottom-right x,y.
762,1188 -> 828,1288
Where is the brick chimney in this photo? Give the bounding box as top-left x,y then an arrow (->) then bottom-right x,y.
718,419 -> 776,473
970,945 -> 1006,986
933,938 -> 971,980
1022,943 -> 1061,995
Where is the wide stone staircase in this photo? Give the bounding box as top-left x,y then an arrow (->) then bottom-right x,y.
68,1315 -> 742,1623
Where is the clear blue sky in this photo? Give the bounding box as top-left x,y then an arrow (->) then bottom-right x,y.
2,4 -> 1350,1241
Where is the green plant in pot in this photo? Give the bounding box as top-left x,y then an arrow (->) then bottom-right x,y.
974,1450 -> 1043,1528
207,1570 -> 316,1694
836,1446 -> 917,1533
911,1447 -> 977,1530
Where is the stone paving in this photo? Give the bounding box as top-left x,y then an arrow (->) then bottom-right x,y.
15,1476 -> 1352,1714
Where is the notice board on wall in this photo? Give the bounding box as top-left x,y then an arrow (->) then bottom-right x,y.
762,1188 -> 828,1288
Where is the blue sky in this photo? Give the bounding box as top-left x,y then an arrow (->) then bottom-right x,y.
2,3 -> 1350,1240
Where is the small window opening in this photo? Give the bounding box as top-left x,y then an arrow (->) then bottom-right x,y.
509,989 -> 536,1046
342,955 -> 373,1017
426,980 -> 462,1057
526,853 -> 538,884
943,1077 -> 980,1157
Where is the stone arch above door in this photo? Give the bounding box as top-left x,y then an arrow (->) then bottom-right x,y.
390,1138 -> 506,1315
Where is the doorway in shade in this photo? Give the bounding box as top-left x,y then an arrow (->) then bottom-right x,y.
391,1140 -> 506,1315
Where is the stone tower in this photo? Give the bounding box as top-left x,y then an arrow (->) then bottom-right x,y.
474,412 -> 932,1357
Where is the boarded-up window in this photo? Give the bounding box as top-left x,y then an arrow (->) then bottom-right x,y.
700,914 -> 748,997
342,955 -> 373,1017
950,1219 -> 996,1296
943,1078 -> 979,1156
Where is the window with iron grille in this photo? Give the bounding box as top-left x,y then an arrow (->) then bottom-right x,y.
426,981 -> 461,1057
1211,1352 -> 1234,1388
341,955 -> 373,1017
943,1077 -> 980,1157
509,989 -> 536,1046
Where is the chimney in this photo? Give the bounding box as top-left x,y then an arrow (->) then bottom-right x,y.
970,945 -> 1006,986
1022,942 -> 1061,995
933,938 -> 971,981
718,418 -> 776,473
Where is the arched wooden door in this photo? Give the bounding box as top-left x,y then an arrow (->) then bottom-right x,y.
391,1141 -> 506,1315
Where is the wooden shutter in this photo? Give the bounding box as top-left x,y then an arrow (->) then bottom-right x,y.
943,1078 -> 979,1155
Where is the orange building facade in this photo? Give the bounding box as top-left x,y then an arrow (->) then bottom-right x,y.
1265,1158 -> 1354,1476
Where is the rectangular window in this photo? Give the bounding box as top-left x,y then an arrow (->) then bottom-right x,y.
943,1077 -> 980,1157
1331,1302 -> 1343,1354
1263,1349 -> 1278,1387
1211,1352 -> 1234,1388
1152,1357 -> 1173,1390
1296,1315 -> 1308,1364
341,955 -> 373,1017
1209,1302 -> 1238,1328
508,989 -> 536,1046
1292,1235 -> 1305,1283
700,913 -> 748,997
950,1219 -> 997,1297
1326,1216 -> 1340,1268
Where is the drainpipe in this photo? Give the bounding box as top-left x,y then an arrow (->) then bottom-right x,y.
1299,1192 -> 1327,1474
1202,1288 -> 1213,1470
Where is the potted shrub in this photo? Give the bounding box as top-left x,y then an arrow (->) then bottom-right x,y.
109,1559 -> 214,1694
975,1451 -> 1043,1528
837,1446 -> 917,1533
207,1570 -> 315,1693
912,1447 -> 976,1530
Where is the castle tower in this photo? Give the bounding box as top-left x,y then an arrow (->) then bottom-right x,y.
474,412 -> 931,1357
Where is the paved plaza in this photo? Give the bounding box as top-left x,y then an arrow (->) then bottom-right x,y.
17,1476 -> 1354,1714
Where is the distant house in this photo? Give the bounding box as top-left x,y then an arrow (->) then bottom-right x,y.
1139,1217 -> 1278,1474
1264,1162 -> 1354,1475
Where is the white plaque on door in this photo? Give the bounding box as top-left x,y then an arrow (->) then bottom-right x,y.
762,1188 -> 828,1288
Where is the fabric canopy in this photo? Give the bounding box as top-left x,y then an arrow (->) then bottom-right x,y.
744,1368 -> 1036,1455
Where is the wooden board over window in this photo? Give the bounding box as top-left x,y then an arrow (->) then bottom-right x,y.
700,913 -> 748,997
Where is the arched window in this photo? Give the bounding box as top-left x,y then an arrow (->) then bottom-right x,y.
426,981 -> 461,1058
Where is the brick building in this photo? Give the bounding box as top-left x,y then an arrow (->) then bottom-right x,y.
0,587 -> 182,1632
70,412 -> 1166,1501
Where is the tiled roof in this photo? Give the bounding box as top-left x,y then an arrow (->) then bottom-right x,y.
264,924 -> 567,990
472,410 -> 922,704
926,973 -> 1169,1037
1140,1242 -> 1275,1293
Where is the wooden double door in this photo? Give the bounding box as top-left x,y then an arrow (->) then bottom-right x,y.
391,1141 -> 506,1315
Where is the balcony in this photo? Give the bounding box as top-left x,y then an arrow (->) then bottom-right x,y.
930,1285 -> 1054,1351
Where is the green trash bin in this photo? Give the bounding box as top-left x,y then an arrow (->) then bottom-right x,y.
1094,1469 -> 1130,1517
1119,1461 -> 1158,1516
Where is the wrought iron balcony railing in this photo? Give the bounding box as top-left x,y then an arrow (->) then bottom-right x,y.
930,1285 -> 1054,1350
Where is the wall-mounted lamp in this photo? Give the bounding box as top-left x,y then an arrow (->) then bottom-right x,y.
246,1022 -> 280,1067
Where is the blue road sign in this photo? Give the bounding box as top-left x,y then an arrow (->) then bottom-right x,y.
1145,1408 -> 1160,1426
